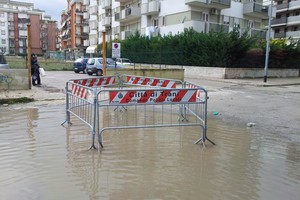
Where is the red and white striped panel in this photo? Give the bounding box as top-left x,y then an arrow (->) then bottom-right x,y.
71,76 -> 116,99
126,76 -> 176,88
187,84 -> 201,98
109,89 -> 197,105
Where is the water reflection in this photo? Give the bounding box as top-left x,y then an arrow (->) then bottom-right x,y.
0,105 -> 299,200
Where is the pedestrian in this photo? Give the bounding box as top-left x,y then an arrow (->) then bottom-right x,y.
31,54 -> 41,86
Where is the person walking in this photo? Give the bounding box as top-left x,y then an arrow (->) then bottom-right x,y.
31,54 -> 41,86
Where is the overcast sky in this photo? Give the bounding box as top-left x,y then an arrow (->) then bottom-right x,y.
19,0 -> 68,26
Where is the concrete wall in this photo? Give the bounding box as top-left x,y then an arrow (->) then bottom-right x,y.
147,64 -> 299,79
0,69 -> 29,90
107,68 -> 185,81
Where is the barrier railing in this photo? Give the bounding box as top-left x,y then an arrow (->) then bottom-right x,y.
62,74 -> 215,150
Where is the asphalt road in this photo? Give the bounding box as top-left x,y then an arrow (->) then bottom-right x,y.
2,71 -> 300,136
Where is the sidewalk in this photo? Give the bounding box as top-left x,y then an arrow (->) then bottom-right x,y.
214,77 -> 300,87
1,71 -> 300,101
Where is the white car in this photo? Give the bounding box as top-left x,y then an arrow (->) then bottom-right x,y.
115,58 -> 131,66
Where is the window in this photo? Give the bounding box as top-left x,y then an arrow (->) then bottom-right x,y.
0,22 -> 5,26
1,30 -> 5,35
1,39 -> 6,44
153,18 -> 159,26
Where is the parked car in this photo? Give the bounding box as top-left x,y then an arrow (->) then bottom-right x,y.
115,58 -> 132,66
0,54 -> 9,69
73,58 -> 88,73
86,57 -> 123,76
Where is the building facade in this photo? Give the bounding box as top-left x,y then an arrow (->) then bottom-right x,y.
60,0 -> 89,57
60,0 -> 277,55
271,0 -> 300,40
0,0 -> 58,55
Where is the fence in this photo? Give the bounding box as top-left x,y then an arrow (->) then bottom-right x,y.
62,74 -> 215,150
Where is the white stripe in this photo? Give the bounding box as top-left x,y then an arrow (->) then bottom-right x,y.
181,90 -> 195,102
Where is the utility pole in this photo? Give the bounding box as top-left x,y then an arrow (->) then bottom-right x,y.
264,0 -> 273,83
102,31 -> 106,76
27,24 -> 31,89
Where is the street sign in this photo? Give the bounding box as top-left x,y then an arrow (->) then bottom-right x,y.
112,42 -> 121,58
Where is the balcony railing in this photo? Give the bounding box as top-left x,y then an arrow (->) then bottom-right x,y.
271,17 -> 287,26
89,5 -> 98,15
101,16 -> 111,26
101,0 -> 111,9
276,3 -> 288,11
287,15 -> 300,25
185,0 -> 231,10
243,2 -> 269,19
141,0 -> 159,15
274,32 -> 286,38
289,0 -> 300,9
286,31 -> 300,38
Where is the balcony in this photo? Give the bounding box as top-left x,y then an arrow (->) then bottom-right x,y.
274,32 -> 286,38
209,22 -> 229,33
289,0 -> 300,10
8,25 -> 14,30
90,20 -> 98,30
115,0 -> 131,2
83,26 -> 90,33
84,40 -> 89,46
101,16 -> 111,26
271,17 -> 287,27
185,0 -> 231,10
89,5 -> 98,15
84,12 -> 90,19
250,29 -> 266,39
83,0 -> 90,5
101,0 -> 111,9
243,2 -> 269,19
117,7 -> 141,23
286,31 -> 300,38
141,0 -> 160,15
287,15 -> 300,26
275,3 -> 288,12
75,9 -> 84,15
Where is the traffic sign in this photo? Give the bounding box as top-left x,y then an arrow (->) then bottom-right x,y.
112,42 -> 121,58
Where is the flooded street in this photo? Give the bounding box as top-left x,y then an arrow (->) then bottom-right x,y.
1,104 -> 299,200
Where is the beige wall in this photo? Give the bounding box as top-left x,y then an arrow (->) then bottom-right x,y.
0,69 -> 29,90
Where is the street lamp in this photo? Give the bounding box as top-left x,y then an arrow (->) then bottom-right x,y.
264,0 -> 273,83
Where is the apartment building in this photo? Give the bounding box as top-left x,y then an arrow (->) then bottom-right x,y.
271,0 -> 300,40
0,0 -> 58,55
66,0 -> 275,54
61,0 -> 89,57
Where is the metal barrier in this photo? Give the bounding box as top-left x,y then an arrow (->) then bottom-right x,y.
62,74 -> 215,150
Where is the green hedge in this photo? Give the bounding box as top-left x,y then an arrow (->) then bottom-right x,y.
103,28 -> 300,69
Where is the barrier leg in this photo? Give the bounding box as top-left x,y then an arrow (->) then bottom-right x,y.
89,130 -> 97,150
98,131 -> 104,149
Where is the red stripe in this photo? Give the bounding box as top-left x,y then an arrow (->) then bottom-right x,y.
155,90 -> 171,103
120,91 -> 136,104
96,78 -> 104,86
189,92 -> 197,102
89,78 -> 96,87
171,83 -> 176,88
105,77 -> 111,84
151,79 -> 159,86
172,90 -> 187,102
132,77 -> 140,84
137,90 -> 154,103
141,78 -> 150,85
161,80 -> 169,87
109,91 -> 118,103
126,76 -> 131,82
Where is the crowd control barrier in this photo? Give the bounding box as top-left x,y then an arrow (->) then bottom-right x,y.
61,74 -> 215,149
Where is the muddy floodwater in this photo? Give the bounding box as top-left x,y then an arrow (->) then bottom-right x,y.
0,105 -> 299,200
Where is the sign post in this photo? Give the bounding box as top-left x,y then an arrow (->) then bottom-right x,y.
112,43 -> 121,59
